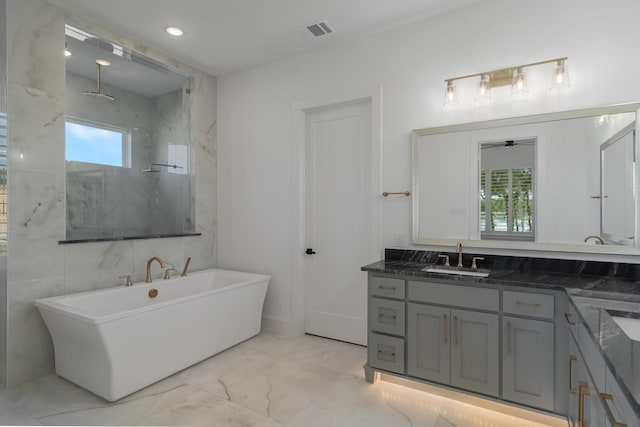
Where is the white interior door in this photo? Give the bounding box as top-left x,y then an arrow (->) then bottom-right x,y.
304,101 -> 373,345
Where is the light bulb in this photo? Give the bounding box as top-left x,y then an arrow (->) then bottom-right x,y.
443,80 -> 459,105
551,59 -> 570,90
511,68 -> 528,95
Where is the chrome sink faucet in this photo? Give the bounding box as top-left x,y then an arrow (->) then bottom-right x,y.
146,256 -> 166,283
456,241 -> 463,268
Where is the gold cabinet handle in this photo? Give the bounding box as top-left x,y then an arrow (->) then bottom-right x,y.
516,301 -> 541,308
578,381 -> 590,427
506,321 -> 511,353
378,285 -> 396,291
453,315 -> 458,346
569,355 -> 578,395
601,393 -> 628,427
377,350 -> 396,360
443,314 -> 447,344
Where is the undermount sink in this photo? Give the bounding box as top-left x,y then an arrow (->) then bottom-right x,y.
422,266 -> 491,278
606,309 -> 640,341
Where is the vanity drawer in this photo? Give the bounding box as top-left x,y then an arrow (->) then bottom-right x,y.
370,298 -> 405,336
407,281 -> 499,312
368,332 -> 405,374
503,291 -> 554,319
370,276 -> 405,299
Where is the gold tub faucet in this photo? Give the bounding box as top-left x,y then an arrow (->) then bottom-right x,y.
456,241 -> 464,268
146,256 -> 166,283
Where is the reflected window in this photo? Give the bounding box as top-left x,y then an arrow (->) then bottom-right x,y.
480,139 -> 535,241
65,119 -> 130,167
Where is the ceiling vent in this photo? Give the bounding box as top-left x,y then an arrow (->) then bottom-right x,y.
297,19 -> 335,39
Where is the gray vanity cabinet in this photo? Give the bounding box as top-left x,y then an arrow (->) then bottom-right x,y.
502,316 -> 554,410
367,276 -> 406,375
406,281 -> 500,397
565,302 -> 607,427
407,304 -> 499,397
407,303 -> 450,384
450,309 -> 499,396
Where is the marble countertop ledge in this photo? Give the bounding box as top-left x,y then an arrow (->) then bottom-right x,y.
362,248 -> 640,418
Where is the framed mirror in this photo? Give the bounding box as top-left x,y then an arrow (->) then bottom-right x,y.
412,103 -> 640,255
63,24 -> 195,242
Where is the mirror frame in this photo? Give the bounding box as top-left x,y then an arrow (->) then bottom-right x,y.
412,102 -> 640,256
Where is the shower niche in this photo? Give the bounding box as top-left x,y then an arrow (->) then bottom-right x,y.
63,24 -> 195,242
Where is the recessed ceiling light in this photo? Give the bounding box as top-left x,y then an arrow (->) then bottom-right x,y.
96,59 -> 111,66
166,26 -> 184,37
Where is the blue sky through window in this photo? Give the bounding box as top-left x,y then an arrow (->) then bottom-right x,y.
65,121 -> 124,167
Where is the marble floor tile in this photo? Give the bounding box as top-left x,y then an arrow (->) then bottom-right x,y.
0,332 -> 564,427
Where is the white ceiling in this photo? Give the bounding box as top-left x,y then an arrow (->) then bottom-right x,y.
46,0 -> 484,77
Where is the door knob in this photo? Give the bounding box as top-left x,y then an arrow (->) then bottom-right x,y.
305,248 -> 316,255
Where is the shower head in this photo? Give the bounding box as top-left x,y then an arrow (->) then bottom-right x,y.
83,61 -> 114,101
83,90 -> 115,101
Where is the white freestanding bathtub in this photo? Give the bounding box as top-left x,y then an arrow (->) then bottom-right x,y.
35,268 -> 270,402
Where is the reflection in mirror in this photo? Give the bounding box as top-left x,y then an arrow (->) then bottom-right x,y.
480,139 -> 535,242
601,123 -> 635,245
64,24 -> 194,241
412,104 -> 640,254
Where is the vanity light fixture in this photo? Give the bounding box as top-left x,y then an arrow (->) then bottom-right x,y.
551,58 -> 570,89
64,42 -> 72,57
443,80 -> 459,105
477,74 -> 492,100
510,67 -> 528,95
166,26 -> 184,37
443,57 -> 568,105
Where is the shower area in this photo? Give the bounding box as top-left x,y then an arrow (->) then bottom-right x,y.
64,24 -> 193,241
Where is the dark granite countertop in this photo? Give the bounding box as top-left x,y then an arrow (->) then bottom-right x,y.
362,249 -> 640,418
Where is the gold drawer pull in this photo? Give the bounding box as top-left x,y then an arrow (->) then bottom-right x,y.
378,285 -> 397,291
516,301 -> 541,308
377,314 -> 397,320
565,313 -> 576,325
601,393 -> 628,427
377,350 -> 395,359
578,381 -> 590,426
569,355 -> 578,395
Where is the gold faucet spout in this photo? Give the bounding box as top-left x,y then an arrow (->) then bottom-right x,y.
456,241 -> 463,267
146,256 -> 166,283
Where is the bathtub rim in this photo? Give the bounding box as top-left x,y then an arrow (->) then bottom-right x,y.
35,268 -> 271,326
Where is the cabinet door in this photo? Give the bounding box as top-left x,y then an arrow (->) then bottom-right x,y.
502,316 -> 554,410
568,337 -> 580,426
603,365 -> 640,427
451,309 -> 499,397
407,303 -> 450,384
580,374 -> 606,427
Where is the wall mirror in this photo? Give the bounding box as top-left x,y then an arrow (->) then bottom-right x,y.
412,103 -> 640,255
63,24 -> 195,242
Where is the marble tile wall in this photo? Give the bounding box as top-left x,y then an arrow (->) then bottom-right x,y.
4,0 -> 217,386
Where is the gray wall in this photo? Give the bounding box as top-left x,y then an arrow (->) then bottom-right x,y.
4,0 -> 217,386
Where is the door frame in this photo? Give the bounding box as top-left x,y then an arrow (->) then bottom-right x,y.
290,87 -> 382,337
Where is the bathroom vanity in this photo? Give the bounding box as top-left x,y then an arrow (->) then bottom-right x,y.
362,249 -> 640,427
